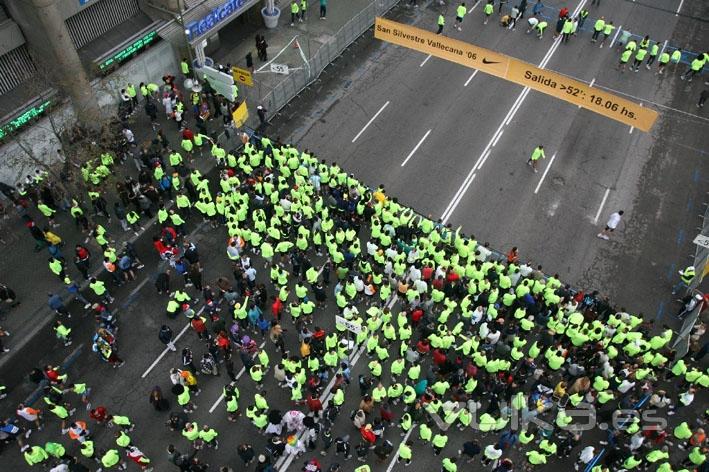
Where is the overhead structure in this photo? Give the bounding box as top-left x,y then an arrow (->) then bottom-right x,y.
374,17 -> 658,132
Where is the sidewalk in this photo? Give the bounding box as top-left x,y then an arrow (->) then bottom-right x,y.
211,0 -> 379,126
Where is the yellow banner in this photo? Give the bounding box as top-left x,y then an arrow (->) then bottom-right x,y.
232,100 -> 248,127
232,66 -> 254,87
374,17 -> 658,132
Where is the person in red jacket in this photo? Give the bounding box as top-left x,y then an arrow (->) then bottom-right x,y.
271,296 -> 283,321
190,315 -> 209,340
411,307 -> 424,326
89,406 -> 109,424
181,127 -> 194,141
360,424 -> 377,445
422,263 -> 434,281
432,349 -> 447,366
306,393 -> 323,417
416,338 -> 431,355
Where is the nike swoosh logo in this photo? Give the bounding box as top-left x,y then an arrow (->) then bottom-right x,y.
482,58 -> 500,64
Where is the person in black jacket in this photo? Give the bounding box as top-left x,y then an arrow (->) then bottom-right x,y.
159,325 -> 176,351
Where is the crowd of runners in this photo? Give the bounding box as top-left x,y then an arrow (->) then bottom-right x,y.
433,0 -> 707,88
0,1 -> 706,471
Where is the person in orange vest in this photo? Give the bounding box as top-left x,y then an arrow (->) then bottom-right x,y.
16,403 -> 43,431
67,420 -> 90,443
506,246 -> 520,264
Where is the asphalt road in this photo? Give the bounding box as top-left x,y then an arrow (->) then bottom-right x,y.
284,0 -> 709,321
1,0 -> 708,471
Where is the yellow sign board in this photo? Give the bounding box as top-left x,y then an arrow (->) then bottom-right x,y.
232,100 -> 248,127
232,66 -> 254,87
374,17 -> 658,132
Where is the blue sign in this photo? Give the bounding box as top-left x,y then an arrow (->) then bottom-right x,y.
186,0 -> 248,40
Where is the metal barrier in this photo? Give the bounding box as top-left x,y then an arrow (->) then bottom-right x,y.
668,195 -> 709,357
671,289 -> 706,358
245,0 -> 402,118
245,0 -> 703,119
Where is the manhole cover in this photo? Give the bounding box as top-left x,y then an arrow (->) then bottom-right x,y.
552,176 -> 565,186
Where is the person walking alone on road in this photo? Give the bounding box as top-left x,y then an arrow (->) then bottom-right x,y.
319,0 -> 327,19
436,13 -> 445,34
455,3 -> 467,31
597,210 -> 624,240
159,324 -> 177,351
527,145 -> 545,173
483,1 -> 494,24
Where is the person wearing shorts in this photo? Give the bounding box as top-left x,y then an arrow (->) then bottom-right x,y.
597,210 -> 624,240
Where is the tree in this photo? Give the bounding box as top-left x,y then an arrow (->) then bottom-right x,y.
6,61 -> 118,204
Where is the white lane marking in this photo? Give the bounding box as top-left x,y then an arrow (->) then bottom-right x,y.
443,174 -> 477,221
441,0 -> 588,224
629,103 -> 643,134
401,129 -> 432,167
352,101 -> 390,143
659,39 -> 668,57
420,54 -> 432,67
256,36 -> 300,72
277,295 -> 400,471
208,340 -> 267,413
491,129 -> 504,147
469,0 -> 482,12
464,70 -> 479,87
442,85 -> 526,221
386,428 -> 414,472
675,0 -> 684,16
594,188 -> 611,224
609,24 -> 622,48
505,88 -> 531,126
480,149 -> 493,168
215,247 -> 330,417
127,276 -> 152,298
534,152 -> 558,194
141,321 -> 192,378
